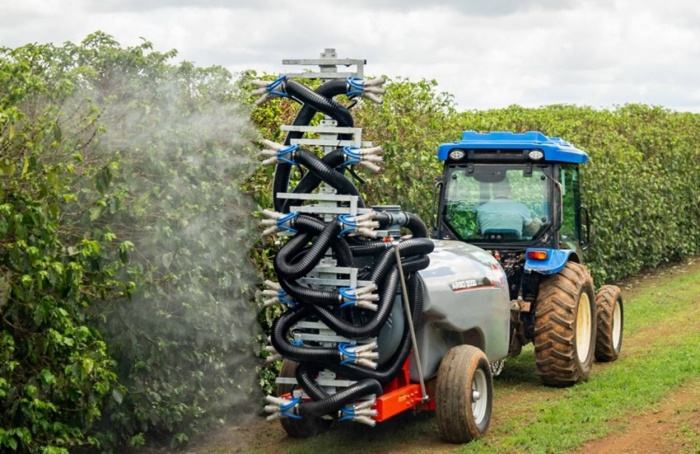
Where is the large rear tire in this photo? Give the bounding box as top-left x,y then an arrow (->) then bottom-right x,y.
436,345 -> 493,443
277,360 -> 332,438
534,262 -> 596,387
595,285 -> 624,362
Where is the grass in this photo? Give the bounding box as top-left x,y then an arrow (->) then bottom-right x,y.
247,259 -> 700,454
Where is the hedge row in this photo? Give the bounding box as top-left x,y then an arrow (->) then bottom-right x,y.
1,34 -> 262,452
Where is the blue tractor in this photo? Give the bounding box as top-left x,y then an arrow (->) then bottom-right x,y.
433,131 -> 624,386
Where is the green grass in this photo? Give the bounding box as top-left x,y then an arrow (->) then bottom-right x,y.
458,263 -> 700,453
246,261 -> 700,454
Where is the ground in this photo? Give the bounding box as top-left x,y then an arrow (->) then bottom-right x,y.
164,259 -> 700,454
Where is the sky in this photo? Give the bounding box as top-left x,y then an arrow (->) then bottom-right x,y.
3,0 -> 700,112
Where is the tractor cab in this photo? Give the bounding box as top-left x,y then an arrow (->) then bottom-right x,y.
433,131 -> 591,300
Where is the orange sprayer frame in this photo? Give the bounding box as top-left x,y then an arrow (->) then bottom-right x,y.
373,358 -> 435,422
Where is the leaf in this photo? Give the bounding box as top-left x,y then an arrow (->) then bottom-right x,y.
21,156 -> 30,178
112,389 -> 124,405
0,275 -> 10,309
162,252 -> 174,269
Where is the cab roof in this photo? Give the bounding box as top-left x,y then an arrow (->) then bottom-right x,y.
437,131 -> 589,164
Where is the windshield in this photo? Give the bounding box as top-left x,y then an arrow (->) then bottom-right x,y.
443,164 -> 551,242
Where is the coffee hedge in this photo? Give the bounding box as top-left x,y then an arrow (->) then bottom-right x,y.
2,34 -> 699,452
1,34 -> 262,452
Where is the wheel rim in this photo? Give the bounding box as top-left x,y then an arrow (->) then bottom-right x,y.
471,368 -> 488,425
612,298 -> 622,351
576,293 -> 592,363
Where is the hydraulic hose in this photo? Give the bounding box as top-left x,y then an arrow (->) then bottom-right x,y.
369,238 -> 435,283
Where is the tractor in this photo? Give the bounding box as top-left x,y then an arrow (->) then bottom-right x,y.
432,131 -> 624,386
256,50 -> 624,445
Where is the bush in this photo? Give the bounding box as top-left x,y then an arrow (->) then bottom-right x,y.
1,33 -> 264,451
1,42 -> 119,453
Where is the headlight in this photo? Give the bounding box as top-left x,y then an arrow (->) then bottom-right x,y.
449,149 -> 466,160
529,149 -> 544,160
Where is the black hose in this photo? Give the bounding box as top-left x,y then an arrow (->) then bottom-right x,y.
276,275 -> 340,306
274,80 -> 354,211
298,377 -> 383,419
405,213 -> 429,238
274,220 -> 341,279
285,80 -> 354,128
369,238 -> 435,283
295,363 -> 329,401
270,307 -> 339,363
349,240 -> 393,257
374,211 -> 429,238
281,149 -> 347,213
293,149 -> 365,206
330,274 -> 426,384
309,268 -> 400,339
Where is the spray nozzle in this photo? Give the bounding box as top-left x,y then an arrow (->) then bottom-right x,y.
252,75 -> 290,106
264,395 -> 302,421
262,280 -> 296,308
338,399 -> 378,426
341,146 -> 384,172
264,345 -> 282,363
259,209 -> 300,236
264,336 -> 283,363
338,342 -> 379,369
339,284 -> 379,311
260,139 -> 299,166
346,76 -> 386,104
338,212 -> 380,238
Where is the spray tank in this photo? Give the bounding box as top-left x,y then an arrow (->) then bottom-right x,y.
255,49 -> 510,443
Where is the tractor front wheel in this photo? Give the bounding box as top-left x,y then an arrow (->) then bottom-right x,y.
534,262 -> 596,387
435,345 -> 493,443
277,360 -> 332,438
595,285 -> 624,362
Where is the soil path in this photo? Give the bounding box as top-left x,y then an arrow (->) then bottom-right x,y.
575,380 -> 699,454
176,258 -> 700,454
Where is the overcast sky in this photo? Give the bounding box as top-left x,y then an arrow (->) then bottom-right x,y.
3,0 -> 700,112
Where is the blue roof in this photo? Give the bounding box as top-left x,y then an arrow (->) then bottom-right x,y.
437,131 -> 589,164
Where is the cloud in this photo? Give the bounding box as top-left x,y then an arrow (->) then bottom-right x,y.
2,0 -> 700,112
80,0 -> 271,13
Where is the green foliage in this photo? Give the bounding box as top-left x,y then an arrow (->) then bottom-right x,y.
1,42 -> 119,453
353,77 -> 459,220
2,33 -> 264,451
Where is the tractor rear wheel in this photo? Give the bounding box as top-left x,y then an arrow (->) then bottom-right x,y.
534,262 -> 596,387
277,359 -> 332,438
595,285 -> 624,362
435,345 -> 493,443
